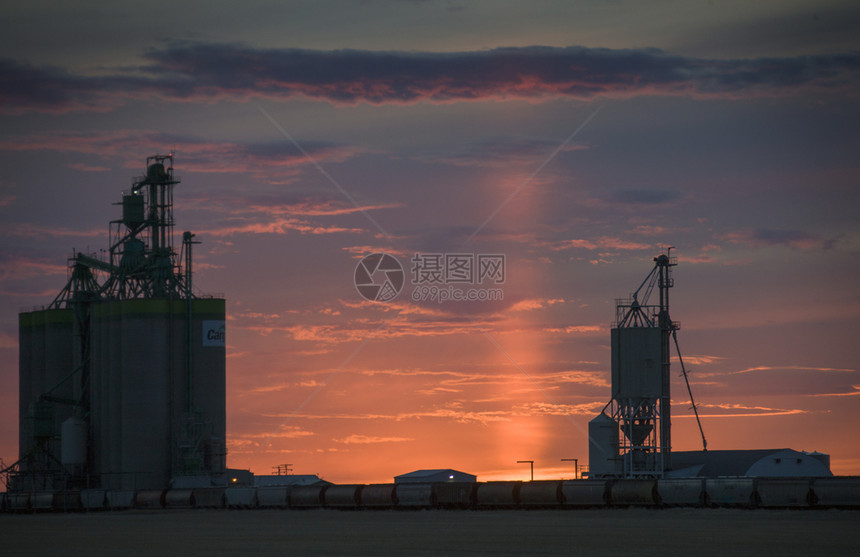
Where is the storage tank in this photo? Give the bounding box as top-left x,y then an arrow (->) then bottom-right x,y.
588,413 -> 620,477
395,483 -> 433,507
756,478 -> 812,508
518,481 -> 562,507
610,479 -> 658,506
146,162 -> 167,183
290,485 -> 327,507
165,489 -> 195,508
705,478 -> 756,507
192,487 -> 226,509
360,484 -> 397,507
256,487 -> 288,508
31,492 -> 55,511
89,298 -> 226,490
17,310 -> 34,461
225,487 -> 257,508
811,477 -> 860,507
81,489 -> 107,510
657,478 -> 704,506
120,238 -> 146,271
611,327 -> 662,400
122,193 -> 145,227
324,484 -> 362,508
18,308 -> 77,485
134,489 -> 166,509
106,490 -> 135,510
476,481 -> 521,507
431,482 -> 475,508
560,480 -> 608,507
61,416 -> 87,465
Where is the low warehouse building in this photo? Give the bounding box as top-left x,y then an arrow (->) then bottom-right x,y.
395,469 -> 476,483
668,449 -> 832,477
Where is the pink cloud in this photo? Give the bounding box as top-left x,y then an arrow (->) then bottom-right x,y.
67,162 -> 110,172
0,256 -> 69,281
198,218 -> 366,237
550,236 -> 652,251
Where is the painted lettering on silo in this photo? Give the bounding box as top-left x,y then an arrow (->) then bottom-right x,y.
203,321 -> 225,346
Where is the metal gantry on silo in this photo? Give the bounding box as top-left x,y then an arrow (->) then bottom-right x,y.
11,154 -> 226,492
589,251 -> 686,478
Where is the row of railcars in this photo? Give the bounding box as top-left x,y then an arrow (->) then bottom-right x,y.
3,477 -> 858,512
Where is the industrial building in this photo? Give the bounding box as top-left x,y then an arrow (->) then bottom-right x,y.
668,449 -> 832,478
254,474 -> 328,487
9,154 -> 226,492
588,252 -> 832,478
394,469 -> 477,483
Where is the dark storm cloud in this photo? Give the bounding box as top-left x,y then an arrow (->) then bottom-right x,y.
424,137 -> 589,167
724,228 -> 835,251
0,59 -> 153,114
677,4 -> 860,59
3,44 -> 860,113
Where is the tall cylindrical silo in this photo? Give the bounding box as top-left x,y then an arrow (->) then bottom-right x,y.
191,298 -> 227,475
18,313 -> 32,448
167,298 -> 227,477
611,327 -> 663,401
90,299 -> 169,491
89,300 -> 116,488
122,299 -> 172,490
18,308 -> 77,484
28,311 -> 47,444
18,311 -> 35,463
89,297 -> 226,490
44,309 -> 76,458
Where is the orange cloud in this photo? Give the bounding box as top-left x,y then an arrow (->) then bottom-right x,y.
333,435 -> 414,444
729,365 -> 855,375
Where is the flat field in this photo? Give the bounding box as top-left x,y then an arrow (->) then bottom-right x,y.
2,508 -> 858,556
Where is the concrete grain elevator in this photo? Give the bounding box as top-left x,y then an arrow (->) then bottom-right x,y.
13,155 -> 226,491
589,251 -> 706,478
587,252 -> 832,479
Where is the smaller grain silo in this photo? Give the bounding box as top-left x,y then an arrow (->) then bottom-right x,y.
589,252 -> 679,478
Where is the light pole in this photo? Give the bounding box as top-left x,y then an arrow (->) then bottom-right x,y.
561,458 -> 578,479
517,460 -> 534,481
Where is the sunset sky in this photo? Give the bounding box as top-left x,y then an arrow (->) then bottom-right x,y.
1,1 -> 859,483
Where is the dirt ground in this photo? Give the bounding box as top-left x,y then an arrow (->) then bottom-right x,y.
2,508 -> 858,556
